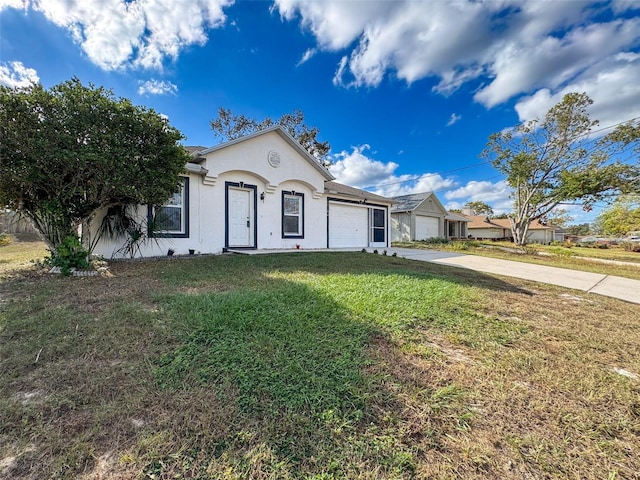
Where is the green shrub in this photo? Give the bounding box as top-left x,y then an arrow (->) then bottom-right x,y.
518,244 -> 539,255
447,241 -> 469,251
46,235 -> 90,275
549,247 -> 575,257
420,237 -> 450,245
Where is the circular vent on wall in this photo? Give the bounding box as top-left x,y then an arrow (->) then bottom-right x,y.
268,150 -> 281,168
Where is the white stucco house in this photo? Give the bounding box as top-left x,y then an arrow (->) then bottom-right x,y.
91,126 -> 392,258
390,192 -> 468,242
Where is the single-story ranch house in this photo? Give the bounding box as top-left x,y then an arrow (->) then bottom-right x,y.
390,192 -> 469,242
91,126 -> 393,258
463,214 -> 558,243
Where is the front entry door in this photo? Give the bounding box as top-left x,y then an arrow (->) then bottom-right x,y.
227,185 -> 255,248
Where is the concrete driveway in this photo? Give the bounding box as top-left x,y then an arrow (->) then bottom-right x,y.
387,247 -> 640,305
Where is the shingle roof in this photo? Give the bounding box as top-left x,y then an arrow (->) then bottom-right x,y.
184,145 -> 208,154
462,214 -> 553,230
390,192 -> 434,212
445,211 -> 470,222
463,215 -> 505,229
325,181 -> 392,204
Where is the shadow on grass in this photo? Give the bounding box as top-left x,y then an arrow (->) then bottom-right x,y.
158,251 -> 534,297
0,251 -> 532,479
149,260 -> 528,478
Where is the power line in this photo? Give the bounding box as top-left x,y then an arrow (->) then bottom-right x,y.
357,116 -> 639,192
361,161 -> 492,190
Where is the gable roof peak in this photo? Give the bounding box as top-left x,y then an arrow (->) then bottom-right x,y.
196,125 -> 334,181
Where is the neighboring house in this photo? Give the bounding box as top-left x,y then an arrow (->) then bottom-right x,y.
91,126 -> 392,258
445,210 -> 470,239
464,215 -> 511,240
464,214 -> 557,243
391,192 -> 468,241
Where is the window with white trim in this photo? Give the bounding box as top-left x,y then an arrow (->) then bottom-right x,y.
282,191 -> 304,238
149,177 -> 189,238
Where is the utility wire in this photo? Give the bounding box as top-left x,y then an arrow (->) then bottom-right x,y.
358,116 -> 639,192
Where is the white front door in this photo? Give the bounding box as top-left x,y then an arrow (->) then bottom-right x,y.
228,187 -> 253,247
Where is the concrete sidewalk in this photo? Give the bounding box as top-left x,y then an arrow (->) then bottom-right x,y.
387,248 -> 640,305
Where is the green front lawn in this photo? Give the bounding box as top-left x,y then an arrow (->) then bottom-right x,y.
1,250 -> 639,479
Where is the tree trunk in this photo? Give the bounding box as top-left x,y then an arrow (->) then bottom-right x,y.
510,217 -> 530,246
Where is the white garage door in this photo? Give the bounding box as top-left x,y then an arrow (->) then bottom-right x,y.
415,216 -> 439,240
329,202 -> 369,248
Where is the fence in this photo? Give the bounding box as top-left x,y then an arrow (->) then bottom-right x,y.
0,211 -> 39,234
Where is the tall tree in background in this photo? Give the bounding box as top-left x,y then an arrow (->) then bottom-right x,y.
482,92 -> 638,245
604,119 -> 640,156
0,78 -> 190,253
210,107 -> 331,165
566,223 -> 591,236
464,201 -> 493,216
593,195 -> 640,236
542,208 -> 573,228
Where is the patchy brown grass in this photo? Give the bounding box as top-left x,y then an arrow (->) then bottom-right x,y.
1,239 -> 639,479
0,234 -> 48,280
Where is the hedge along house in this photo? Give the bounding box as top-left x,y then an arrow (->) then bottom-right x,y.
91,126 -> 393,258
391,192 -> 468,241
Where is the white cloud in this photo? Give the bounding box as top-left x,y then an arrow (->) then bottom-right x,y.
444,180 -> 512,213
0,0 -> 24,9
328,144 -> 456,198
329,144 -> 398,187
138,79 -> 177,95
515,52 -> 640,130
378,173 -> 457,199
275,0 -> 640,111
296,48 -> 316,66
6,0 -> 234,70
0,61 -> 39,87
327,144 -> 512,210
332,56 -> 348,86
474,18 -> 640,108
446,113 -> 461,127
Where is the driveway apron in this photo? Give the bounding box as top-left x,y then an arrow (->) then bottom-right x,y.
388,248 -> 640,305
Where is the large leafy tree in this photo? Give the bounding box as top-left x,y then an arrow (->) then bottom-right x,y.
0,78 -> 191,251
593,195 -> 640,236
566,223 -> 591,236
464,201 -> 493,216
604,119 -> 640,155
482,92 -> 638,245
210,107 -> 331,164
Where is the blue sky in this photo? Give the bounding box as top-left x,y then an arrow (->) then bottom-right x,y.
1,0 -> 639,223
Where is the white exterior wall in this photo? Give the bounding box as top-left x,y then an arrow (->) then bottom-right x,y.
92,130 -> 389,258
391,213 -> 411,242
469,227 -> 503,239
200,131 -> 328,252
526,229 -> 554,244
90,173 -> 211,258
